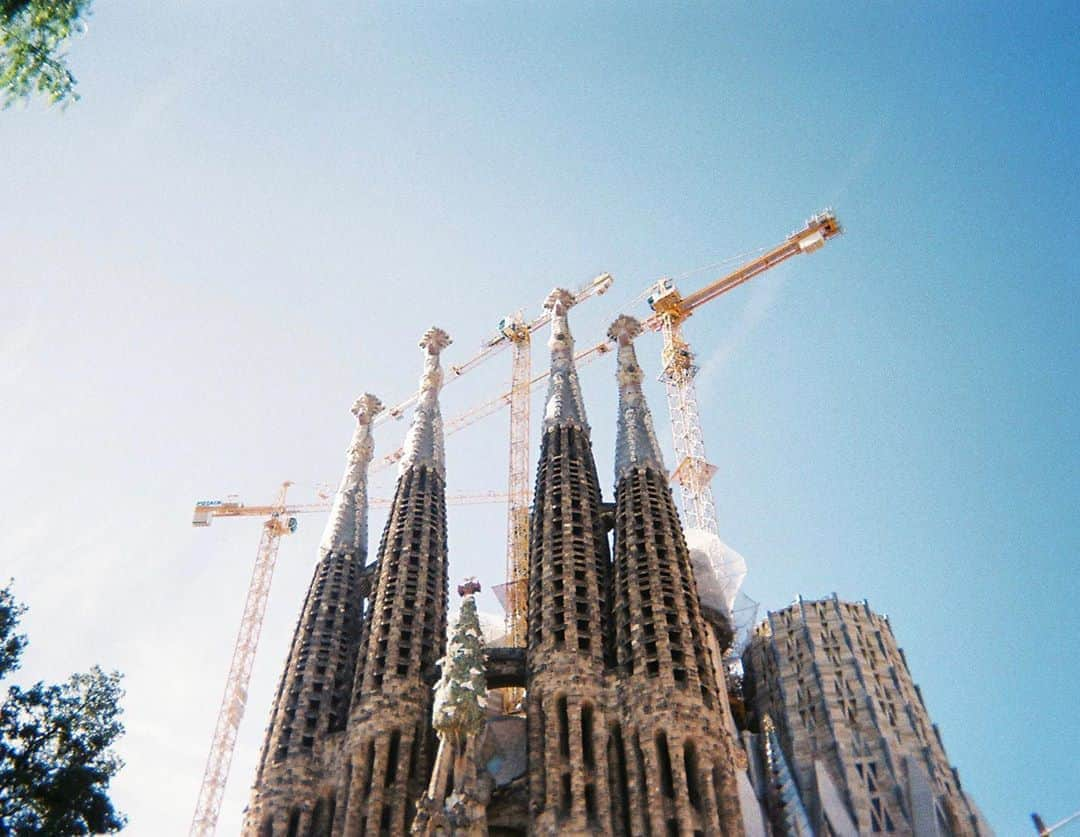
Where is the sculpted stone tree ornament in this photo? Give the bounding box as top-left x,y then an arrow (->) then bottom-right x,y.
414,579 -> 492,836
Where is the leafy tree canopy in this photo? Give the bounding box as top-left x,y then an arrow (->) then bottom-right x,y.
0,584 -> 126,834
0,0 -> 91,107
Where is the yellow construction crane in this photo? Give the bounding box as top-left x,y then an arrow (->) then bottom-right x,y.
642,210 -> 841,537
189,481 -> 294,837
191,488 -> 508,527
188,483 -> 506,837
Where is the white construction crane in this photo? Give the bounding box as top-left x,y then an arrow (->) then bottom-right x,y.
641,210 -> 842,630
188,483 -> 506,837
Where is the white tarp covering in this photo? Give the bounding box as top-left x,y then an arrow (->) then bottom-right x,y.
685,528 -> 748,615
731,590 -> 760,655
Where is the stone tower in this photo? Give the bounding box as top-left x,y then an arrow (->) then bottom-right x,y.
742,595 -> 992,836
244,393 -> 384,836
338,327 -> 453,836
525,288 -> 615,834
607,314 -> 745,836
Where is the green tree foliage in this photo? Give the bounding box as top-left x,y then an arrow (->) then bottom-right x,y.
0,584 -> 125,834
0,0 -> 91,107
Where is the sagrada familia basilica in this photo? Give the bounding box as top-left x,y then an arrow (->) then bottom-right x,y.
241,292 -> 991,836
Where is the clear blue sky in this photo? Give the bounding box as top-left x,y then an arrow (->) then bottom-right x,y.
2,2 -> 1076,833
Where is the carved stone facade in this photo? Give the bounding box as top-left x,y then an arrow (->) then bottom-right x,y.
742,596 -> 992,836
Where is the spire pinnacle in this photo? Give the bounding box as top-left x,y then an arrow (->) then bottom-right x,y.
400,327 -> 452,478
609,315 -> 665,482
761,714 -> 814,836
542,287 -> 590,434
320,393 -> 384,555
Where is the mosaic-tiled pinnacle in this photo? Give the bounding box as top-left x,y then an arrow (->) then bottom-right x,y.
609,314 -> 665,482
319,393 -> 383,555
400,326 -> 452,478
542,287 -> 589,434
762,715 -> 813,837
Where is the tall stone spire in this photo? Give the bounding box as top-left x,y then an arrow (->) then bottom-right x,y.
542,287 -> 589,434
526,290 -> 615,833
340,327 -> 453,836
607,313 -> 745,835
244,394 -> 383,837
608,314 -> 665,481
399,326 -> 451,478
320,393 -> 383,555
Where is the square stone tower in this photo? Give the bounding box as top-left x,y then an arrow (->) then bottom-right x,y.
742,595 -> 993,836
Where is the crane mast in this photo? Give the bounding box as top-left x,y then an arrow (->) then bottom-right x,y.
659,315 -> 719,532
505,319 -> 531,654
190,481 -> 294,837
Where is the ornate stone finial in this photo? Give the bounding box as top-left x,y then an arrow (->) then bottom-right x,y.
543,287 -> 575,318
607,313 -> 643,345
351,393 -> 384,424
419,326 -> 452,355
320,392 -> 384,555
457,577 -> 481,597
401,327 -> 451,478
610,315 -> 665,482
542,288 -> 589,434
